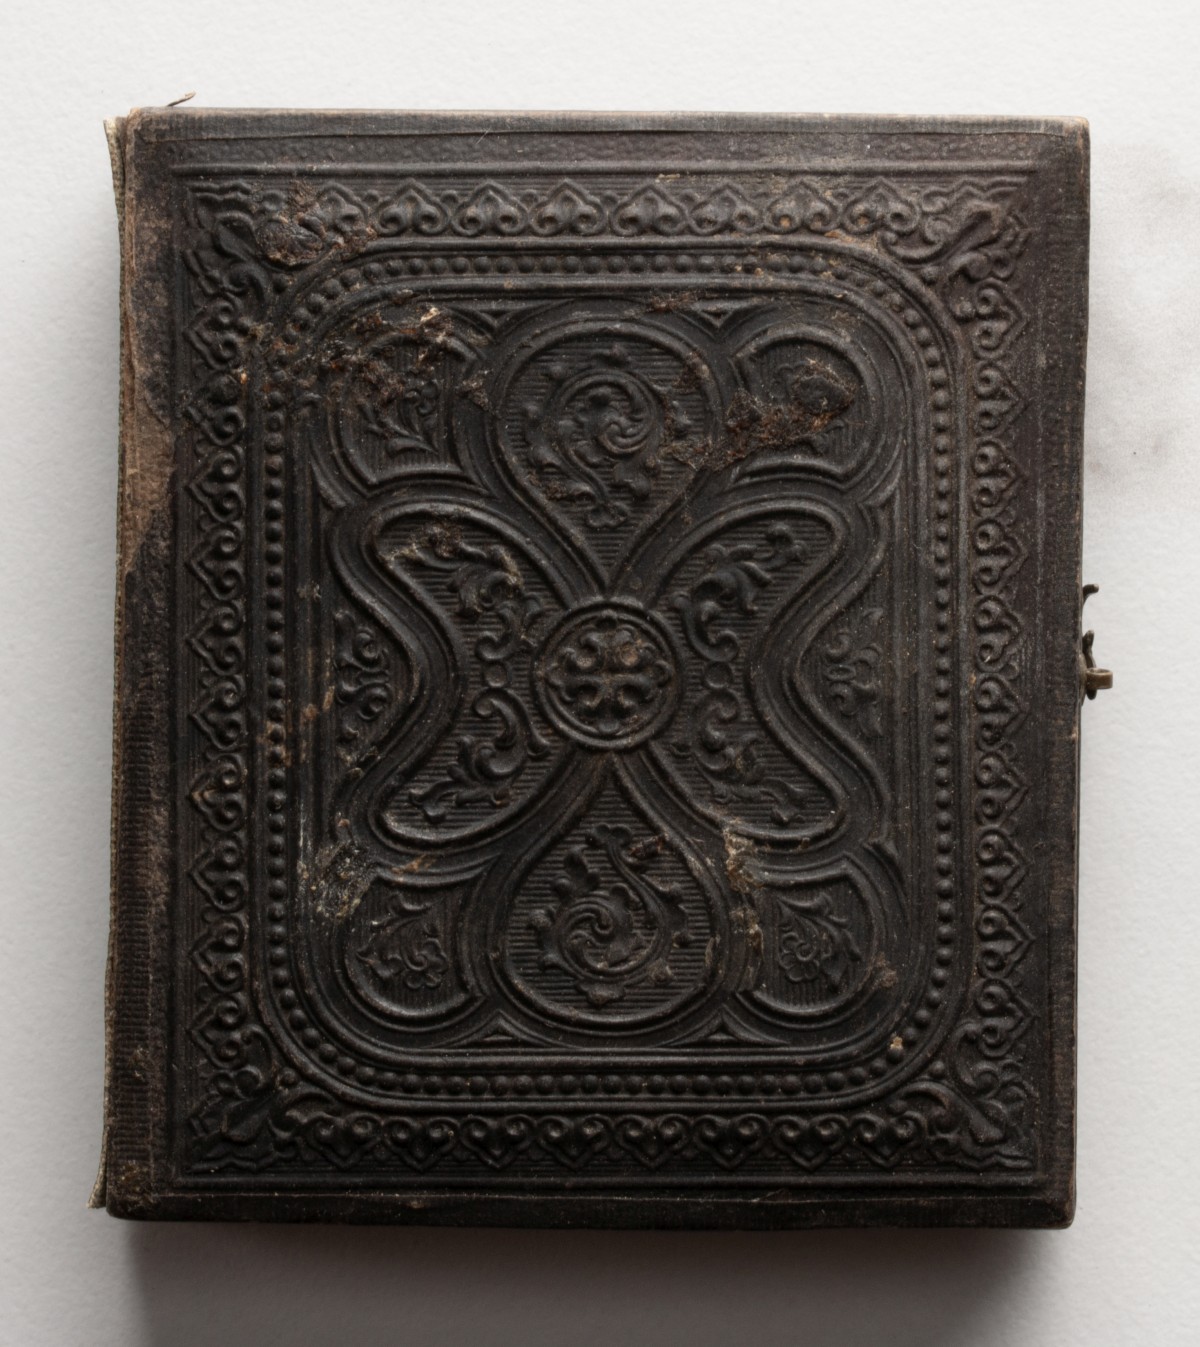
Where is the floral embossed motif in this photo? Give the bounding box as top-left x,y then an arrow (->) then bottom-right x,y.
822,607 -> 885,738
333,611 -> 393,754
531,825 -> 689,1006
776,891 -> 862,999
519,340 -> 708,534
670,526 -> 816,825
357,897 -> 449,990
384,522 -> 552,824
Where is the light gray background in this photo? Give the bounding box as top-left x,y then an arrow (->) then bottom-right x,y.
1,1 -> 1197,1343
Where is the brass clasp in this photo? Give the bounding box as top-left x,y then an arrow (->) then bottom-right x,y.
1081,584 -> 1112,700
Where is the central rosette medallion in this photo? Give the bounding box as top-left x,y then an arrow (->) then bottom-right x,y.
536,600 -> 680,749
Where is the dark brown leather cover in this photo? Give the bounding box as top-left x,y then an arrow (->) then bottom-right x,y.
98,110 -> 1089,1226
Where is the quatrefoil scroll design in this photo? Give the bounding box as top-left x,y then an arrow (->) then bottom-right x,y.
302,293 -> 919,1047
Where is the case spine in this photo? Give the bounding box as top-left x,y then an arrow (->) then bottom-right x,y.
90,115 -> 129,1209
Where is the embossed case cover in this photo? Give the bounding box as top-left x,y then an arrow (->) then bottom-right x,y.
99,111 -> 1088,1227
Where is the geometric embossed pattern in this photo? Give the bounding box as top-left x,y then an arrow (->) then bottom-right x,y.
104,111 -> 1088,1226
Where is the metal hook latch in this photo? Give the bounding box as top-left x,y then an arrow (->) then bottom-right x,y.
1081,584 -> 1112,700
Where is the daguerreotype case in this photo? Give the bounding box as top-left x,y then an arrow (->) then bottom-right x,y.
98,111 -> 1094,1226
